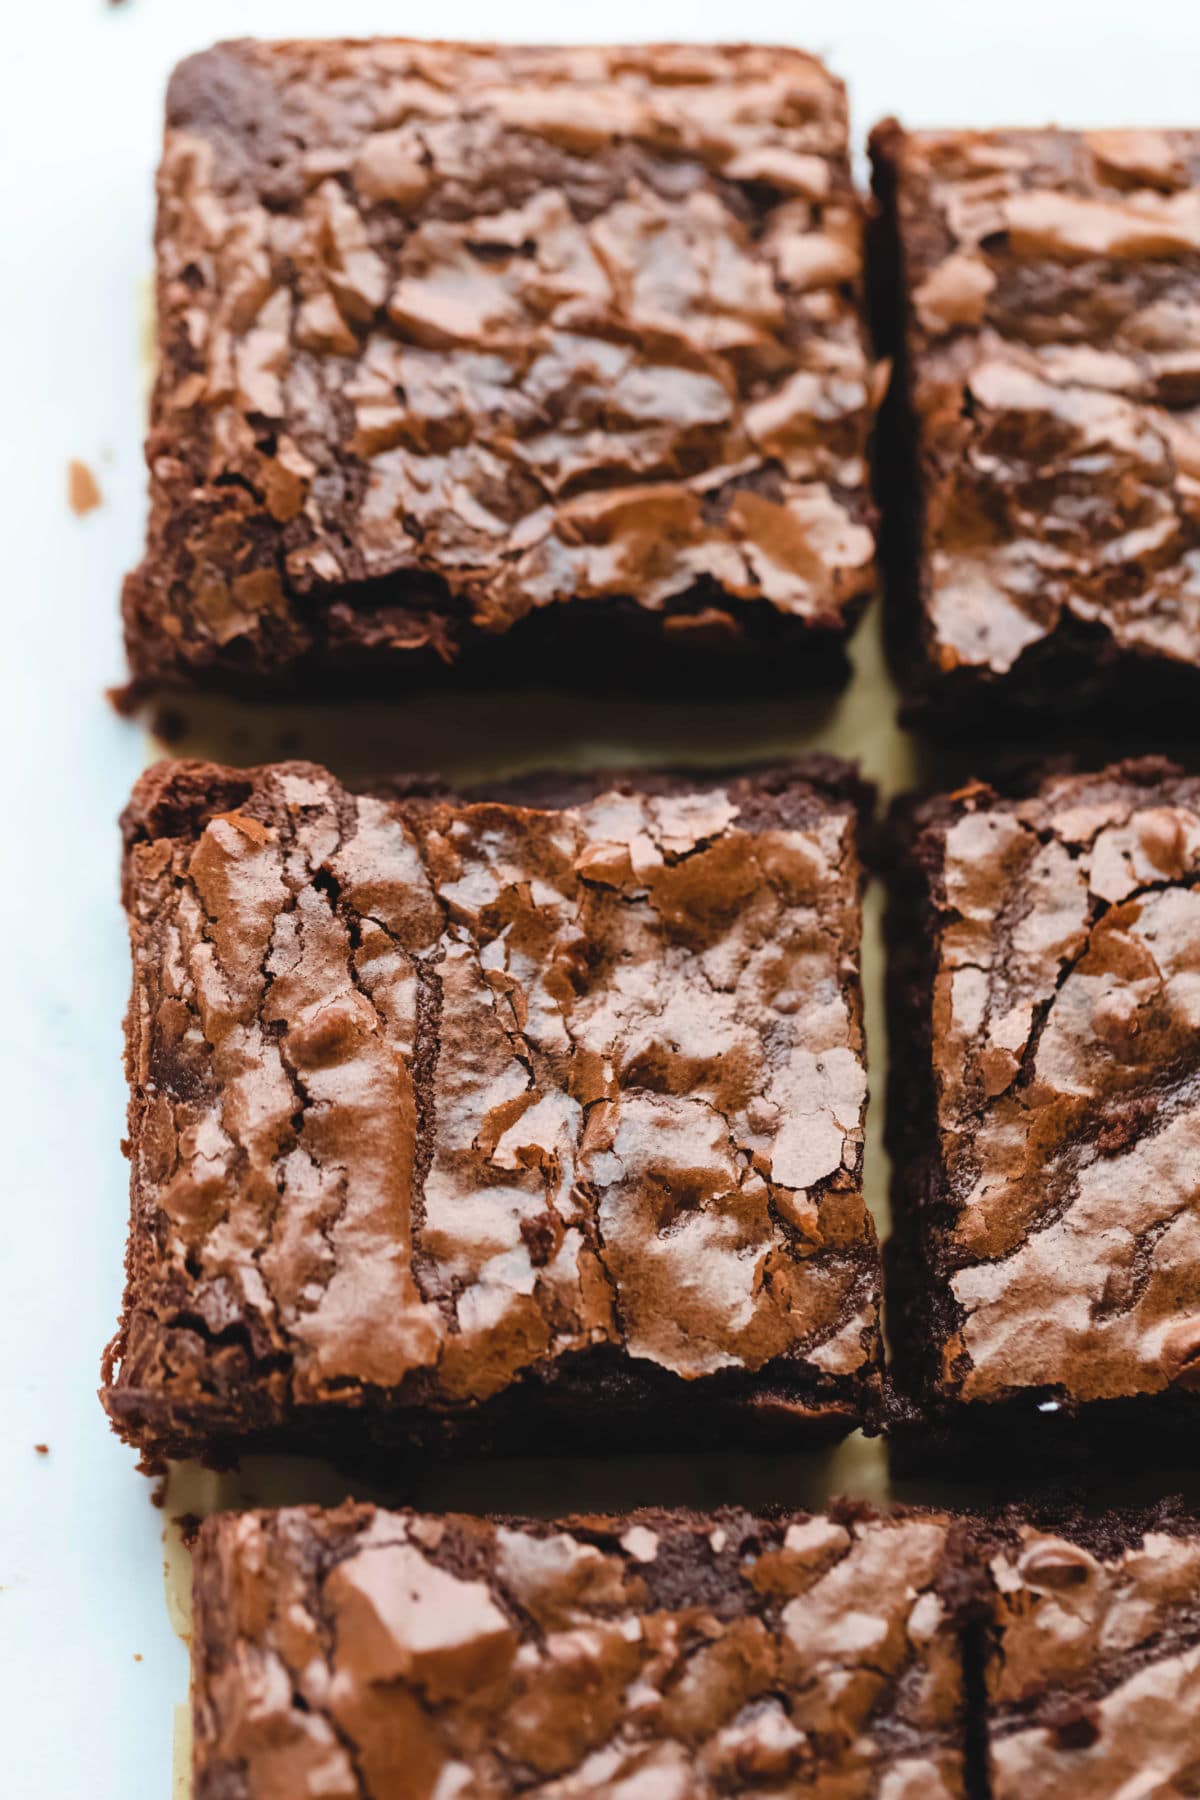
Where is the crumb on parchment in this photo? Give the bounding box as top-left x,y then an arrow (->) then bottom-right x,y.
67,460 -> 102,516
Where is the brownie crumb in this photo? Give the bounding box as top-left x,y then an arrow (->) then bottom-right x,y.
1043,1699 -> 1101,1752
175,1513 -> 203,1550
107,678 -> 150,719
1096,1094 -> 1159,1157
518,1213 -> 557,1267
67,459 -> 102,516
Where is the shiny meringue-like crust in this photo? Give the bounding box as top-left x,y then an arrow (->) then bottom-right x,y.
192,1502 -> 968,1800
888,758 -> 1200,1420
984,1518 -> 1200,1799
124,39 -> 877,690
102,759 -> 880,1458
872,122 -> 1200,712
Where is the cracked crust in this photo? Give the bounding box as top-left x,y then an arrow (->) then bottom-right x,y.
192,1501 -> 970,1799
124,39 -> 878,696
102,757 -> 882,1462
886,758 -> 1200,1454
980,1507 -> 1200,1798
870,122 -> 1200,724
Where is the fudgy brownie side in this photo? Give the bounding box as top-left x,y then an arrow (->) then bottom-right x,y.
885,759 -> 1200,1465
978,1503 -> 1200,1798
882,782 -> 962,1436
870,122 -> 1200,728
104,757 -> 883,1464
125,39 -> 878,698
192,1501 -> 973,1799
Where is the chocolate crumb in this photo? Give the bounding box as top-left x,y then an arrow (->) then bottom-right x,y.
519,1213 -> 557,1267
1096,1095 -> 1159,1157
33,1444 -> 48,1456
67,459 -> 102,516
1045,1699 -> 1101,1752
176,1513 -> 203,1550
107,678 -> 151,719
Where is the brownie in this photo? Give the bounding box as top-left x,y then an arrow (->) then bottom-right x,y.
101,757 -> 882,1463
870,122 -> 1200,725
192,1501 -> 972,1798
885,758 -> 1200,1460
123,39 -> 878,697
979,1507 -> 1200,1797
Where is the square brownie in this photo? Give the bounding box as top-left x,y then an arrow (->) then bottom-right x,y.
124,40 -> 877,696
871,122 -> 1200,724
192,1502 -> 971,1799
102,758 -> 881,1462
886,758 -> 1200,1456
980,1508 -> 1200,1797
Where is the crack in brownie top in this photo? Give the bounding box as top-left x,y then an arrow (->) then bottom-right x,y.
192,1503 -> 966,1798
110,761 -> 877,1424
132,40 -> 876,681
878,125 -> 1200,680
917,760 -> 1200,1407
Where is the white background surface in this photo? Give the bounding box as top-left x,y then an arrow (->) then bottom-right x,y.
2,2 -> 1198,1794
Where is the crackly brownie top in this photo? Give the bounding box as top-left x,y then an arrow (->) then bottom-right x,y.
985,1516 -> 1200,1798
879,124 -> 1200,678
144,39 -> 874,668
193,1503 -> 965,1798
913,759 -> 1200,1407
114,760 -> 875,1414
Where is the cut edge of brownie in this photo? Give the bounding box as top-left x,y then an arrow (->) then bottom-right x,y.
980,1493 -> 1200,1563
881,773 -> 962,1448
192,1492 -> 976,1599
104,1349 -> 878,1472
105,754 -> 884,1468
120,753 -> 877,877
867,118 -> 928,720
123,569 -> 866,704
